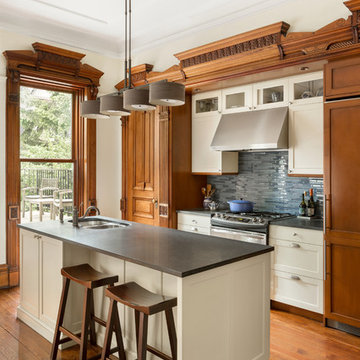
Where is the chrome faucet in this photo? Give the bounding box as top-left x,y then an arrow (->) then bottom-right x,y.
81,206 -> 101,218
72,205 -> 100,227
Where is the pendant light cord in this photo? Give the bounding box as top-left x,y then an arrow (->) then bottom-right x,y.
124,0 -> 128,89
128,0 -> 132,88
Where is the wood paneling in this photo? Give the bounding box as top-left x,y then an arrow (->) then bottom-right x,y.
122,95 -> 205,228
324,72 -> 360,328
325,56 -> 360,98
126,111 -> 159,225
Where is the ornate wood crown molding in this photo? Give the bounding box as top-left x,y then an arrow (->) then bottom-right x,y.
115,0 -> 360,90
115,63 -> 153,90
3,42 -> 104,86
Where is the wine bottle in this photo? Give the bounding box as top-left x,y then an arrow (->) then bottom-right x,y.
299,193 -> 307,216
307,188 -> 315,217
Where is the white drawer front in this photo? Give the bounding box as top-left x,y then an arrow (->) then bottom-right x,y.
270,238 -> 323,279
177,223 -> 210,235
269,225 -> 323,246
177,213 -> 211,228
271,270 -> 323,314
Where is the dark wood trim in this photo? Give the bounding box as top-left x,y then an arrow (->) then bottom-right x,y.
3,43 -> 103,287
271,300 -> 323,322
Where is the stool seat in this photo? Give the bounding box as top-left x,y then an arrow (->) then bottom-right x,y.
61,263 -> 118,289
106,281 -> 177,315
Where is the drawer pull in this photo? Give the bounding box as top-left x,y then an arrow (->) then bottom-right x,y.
191,227 -> 198,232
292,232 -> 297,237
191,219 -> 198,224
291,275 -> 301,281
290,243 -> 301,248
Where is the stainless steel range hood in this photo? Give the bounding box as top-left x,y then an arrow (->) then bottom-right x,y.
210,107 -> 288,151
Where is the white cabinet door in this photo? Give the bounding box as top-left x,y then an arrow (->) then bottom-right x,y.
192,115 -> 238,174
288,102 -> 323,175
271,270 -> 323,314
253,78 -> 289,110
221,85 -> 253,114
289,72 -> 323,105
39,236 -> 63,328
20,230 -> 40,318
192,91 -> 221,118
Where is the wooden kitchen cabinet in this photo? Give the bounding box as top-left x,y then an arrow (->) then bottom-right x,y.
122,95 -> 205,228
324,55 -> 360,99
324,94 -> 360,328
288,102 -> 323,176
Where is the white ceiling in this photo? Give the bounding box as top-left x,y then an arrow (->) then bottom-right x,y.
0,0 -> 294,58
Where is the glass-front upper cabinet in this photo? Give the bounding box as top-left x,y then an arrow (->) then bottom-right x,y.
289,71 -> 323,105
253,78 -> 289,110
192,90 -> 221,118
222,85 -> 253,114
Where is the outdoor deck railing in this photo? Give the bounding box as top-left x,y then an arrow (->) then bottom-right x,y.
21,167 -> 73,193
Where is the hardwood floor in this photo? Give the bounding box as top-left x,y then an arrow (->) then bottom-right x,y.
1,287 -> 360,359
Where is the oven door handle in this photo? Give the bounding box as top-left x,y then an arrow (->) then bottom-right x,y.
210,226 -> 266,240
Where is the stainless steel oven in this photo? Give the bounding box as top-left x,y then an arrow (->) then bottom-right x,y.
210,225 -> 267,245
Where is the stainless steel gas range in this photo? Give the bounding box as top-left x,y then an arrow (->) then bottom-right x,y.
210,211 -> 292,245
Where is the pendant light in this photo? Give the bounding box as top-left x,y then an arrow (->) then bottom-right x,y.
80,99 -> 109,119
81,0 -> 186,117
100,94 -> 130,116
124,87 -> 156,111
149,81 -> 185,106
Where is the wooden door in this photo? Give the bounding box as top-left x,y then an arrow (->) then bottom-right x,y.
324,98 -> 360,328
125,111 -> 159,225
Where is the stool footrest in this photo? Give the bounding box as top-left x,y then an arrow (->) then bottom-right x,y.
147,344 -> 173,360
92,314 -> 107,327
58,331 -> 82,345
59,326 -> 81,345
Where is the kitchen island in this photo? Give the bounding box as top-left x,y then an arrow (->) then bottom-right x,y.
18,217 -> 273,360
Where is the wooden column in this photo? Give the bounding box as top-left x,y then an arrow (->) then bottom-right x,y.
5,69 -> 21,287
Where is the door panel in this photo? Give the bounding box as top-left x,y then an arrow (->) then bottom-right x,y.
324,98 -> 360,327
126,111 -> 159,225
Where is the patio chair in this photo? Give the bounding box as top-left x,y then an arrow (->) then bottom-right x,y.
52,189 -> 73,220
22,178 -> 59,220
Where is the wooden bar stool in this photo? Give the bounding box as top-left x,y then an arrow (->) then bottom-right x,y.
50,263 -> 126,360
101,281 -> 177,360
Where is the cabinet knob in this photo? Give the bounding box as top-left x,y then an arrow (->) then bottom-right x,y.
292,232 -> 297,236
291,275 -> 301,281
191,227 -> 198,232
191,219 -> 198,224
152,198 -> 158,208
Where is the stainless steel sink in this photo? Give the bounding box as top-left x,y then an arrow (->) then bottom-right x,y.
78,219 -> 129,230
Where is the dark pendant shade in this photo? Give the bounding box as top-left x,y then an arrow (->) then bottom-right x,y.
100,94 -> 131,116
149,81 -> 185,106
80,99 -> 110,119
123,88 -> 156,111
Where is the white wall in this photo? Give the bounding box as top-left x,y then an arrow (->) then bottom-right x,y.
0,29 -> 123,264
132,0 -> 351,71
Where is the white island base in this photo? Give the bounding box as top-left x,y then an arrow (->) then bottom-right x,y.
18,229 -> 270,360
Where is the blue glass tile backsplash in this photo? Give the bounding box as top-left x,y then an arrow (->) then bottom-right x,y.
207,151 -> 323,216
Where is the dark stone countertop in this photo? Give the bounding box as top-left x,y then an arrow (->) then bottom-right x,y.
176,209 -> 214,216
270,217 -> 323,231
18,216 -> 273,278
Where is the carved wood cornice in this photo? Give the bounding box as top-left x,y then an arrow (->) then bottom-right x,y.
174,21 -> 290,69
3,42 -> 104,86
113,0 -> 360,91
